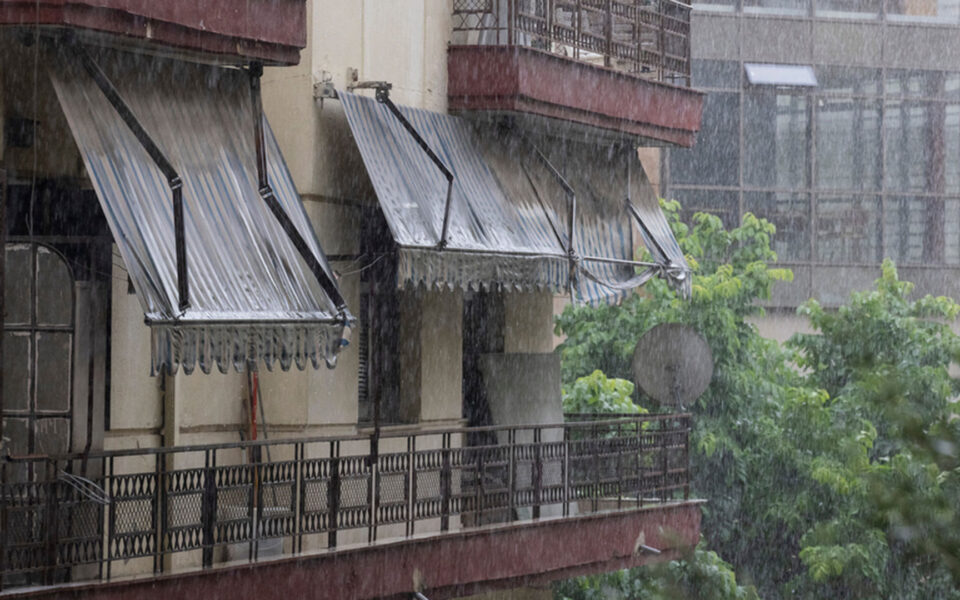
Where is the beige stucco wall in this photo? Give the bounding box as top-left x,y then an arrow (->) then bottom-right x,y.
504,292 -> 555,354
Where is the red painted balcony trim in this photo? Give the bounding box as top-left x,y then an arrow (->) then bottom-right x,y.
0,0 -> 305,64
5,502 -> 703,600
448,45 -> 705,147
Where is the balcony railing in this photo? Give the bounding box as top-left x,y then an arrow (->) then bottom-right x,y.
452,0 -> 692,86
0,414 -> 691,591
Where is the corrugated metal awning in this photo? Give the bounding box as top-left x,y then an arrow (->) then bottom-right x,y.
338,90 -> 689,304
50,52 -> 349,375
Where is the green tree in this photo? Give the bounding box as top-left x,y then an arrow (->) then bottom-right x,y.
554,204 -> 960,599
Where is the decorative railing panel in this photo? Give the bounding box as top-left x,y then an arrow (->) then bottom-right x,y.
0,415 -> 691,591
452,0 -> 692,85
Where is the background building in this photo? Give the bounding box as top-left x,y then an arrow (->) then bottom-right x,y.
665,0 -> 960,335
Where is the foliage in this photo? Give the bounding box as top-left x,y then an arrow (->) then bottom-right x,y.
553,203 -> 960,599
561,370 -> 644,415
553,546 -> 759,600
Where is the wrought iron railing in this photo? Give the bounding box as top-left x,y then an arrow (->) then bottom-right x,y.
452,0 -> 692,86
0,414 -> 691,590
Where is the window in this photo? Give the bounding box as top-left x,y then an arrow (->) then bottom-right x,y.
3,244 -> 75,472
673,189 -> 741,230
744,92 -> 810,189
745,192 -> 811,260
815,98 -> 882,191
816,195 -> 881,263
671,92 -> 740,186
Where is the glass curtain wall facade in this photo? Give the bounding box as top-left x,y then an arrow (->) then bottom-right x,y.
668,59 -> 960,269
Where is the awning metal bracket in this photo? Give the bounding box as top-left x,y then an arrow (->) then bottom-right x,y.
248,63 -> 351,321
525,142 -> 579,303
350,81 -> 456,250
73,43 -> 190,313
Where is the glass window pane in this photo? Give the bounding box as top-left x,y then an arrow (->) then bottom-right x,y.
885,100 -> 941,193
886,69 -> 944,98
884,196 -> 943,264
35,332 -> 71,413
816,195 -> 881,263
35,418 -> 71,455
945,73 -> 960,101
36,247 -> 73,327
744,93 -> 809,189
672,188 -> 740,230
947,103 -> 960,194
816,98 -> 882,191
670,93 -> 740,186
816,0 -> 881,18
817,66 -> 881,96
945,198 -> 960,264
744,0 -> 809,15
3,332 -> 31,412
744,192 -> 811,261
692,60 -> 740,90
4,244 -> 32,326
886,0 -> 960,23
3,417 -> 30,455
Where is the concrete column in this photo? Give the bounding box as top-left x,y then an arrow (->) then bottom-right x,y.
503,292 -> 555,354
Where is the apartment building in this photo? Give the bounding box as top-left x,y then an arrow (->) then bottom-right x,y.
0,2 -> 703,598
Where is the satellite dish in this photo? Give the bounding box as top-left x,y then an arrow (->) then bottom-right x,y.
632,323 -> 713,408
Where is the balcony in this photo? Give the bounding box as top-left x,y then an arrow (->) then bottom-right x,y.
0,415 -> 701,600
448,0 -> 705,146
0,0 -> 306,64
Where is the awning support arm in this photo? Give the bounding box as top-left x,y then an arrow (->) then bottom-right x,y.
354,81 -> 456,249
74,45 -> 190,313
530,146 -> 577,255
527,143 -> 579,303
626,201 -> 670,265
248,63 -> 350,318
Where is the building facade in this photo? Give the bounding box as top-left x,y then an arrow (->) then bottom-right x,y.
666,0 -> 960,318
0,1 -> 704,598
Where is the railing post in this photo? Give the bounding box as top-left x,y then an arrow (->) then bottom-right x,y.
407,435 -> 416,537
294,442 -> 303,555
658,0 -> 666,81
637,417 -> 644,508
562,426 -> 570,518
327,441 -> 340,549
532,427 -> 542,520
440,433 -> 451,532
200,449 -> 216,568
0,460 -> 7,591
604,0 -> 613,68
474,444 -> 484,526
43,460 -> 59,586
508,428 -> 516,522
252,446 -> 263,561
615,421 -> 623,509
660,419 -> 669,502
369,437 -> 378,544
683,416 -> 691,500
154,453 -> 163,575
507,0 -> 514,45
592,423 -> 600,512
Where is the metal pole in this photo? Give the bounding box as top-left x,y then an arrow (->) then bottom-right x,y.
248,63 -> 350,316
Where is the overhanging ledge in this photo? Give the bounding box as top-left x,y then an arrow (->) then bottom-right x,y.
6,501 -> 704,600
447,45 -> 705,148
